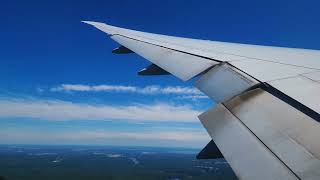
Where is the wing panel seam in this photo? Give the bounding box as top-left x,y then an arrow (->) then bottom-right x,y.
112,34 -> 221,63
261,84 -> 320,123
113,35 -> 320,71
222,103 -> 301,180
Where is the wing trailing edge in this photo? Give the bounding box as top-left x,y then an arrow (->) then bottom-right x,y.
196,63 -> 258,103
199,88 -> 320,180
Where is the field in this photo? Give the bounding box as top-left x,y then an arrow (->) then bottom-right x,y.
0,145 -> 237,180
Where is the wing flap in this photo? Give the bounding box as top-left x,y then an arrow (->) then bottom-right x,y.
196,63 -> 258,103
200,87 -> 320,179
229,60 -> 320,116
224,88 -> 320,179
199,103 -> 298,180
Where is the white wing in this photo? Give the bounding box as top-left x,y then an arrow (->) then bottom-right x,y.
83,21 -> 320,180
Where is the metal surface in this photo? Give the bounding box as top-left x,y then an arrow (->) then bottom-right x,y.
230,59 -> 316,82
199,104 -> 297,180
302,71 -> 320,82
82,21 -> 320,70
196,63 -> 258,103
111,35 -> 217,81
224,88 -> 320,179
83,21 -> 320,180
269,75 -> 320,114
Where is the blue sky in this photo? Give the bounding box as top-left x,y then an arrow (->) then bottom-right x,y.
0,0 -> 319,148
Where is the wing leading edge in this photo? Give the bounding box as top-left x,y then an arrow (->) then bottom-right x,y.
83,21 -> 320,180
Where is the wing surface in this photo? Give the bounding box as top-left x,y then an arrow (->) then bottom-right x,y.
83,21 -> 320,180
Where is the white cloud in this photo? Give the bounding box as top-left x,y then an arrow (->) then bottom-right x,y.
50,84 -> 203,95
0,98 -> 201,122
179,95 -> 209,100
51,84 -> 137,93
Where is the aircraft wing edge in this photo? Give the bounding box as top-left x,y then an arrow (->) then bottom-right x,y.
83,21 -> 320,180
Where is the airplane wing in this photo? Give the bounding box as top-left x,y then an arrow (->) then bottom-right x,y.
83,21 -> 320,180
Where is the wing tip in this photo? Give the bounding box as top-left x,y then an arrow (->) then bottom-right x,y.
81,20 -> 102,26
81,20 -> 118,35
